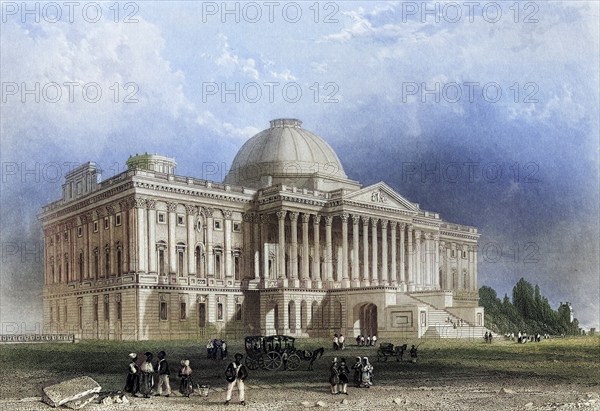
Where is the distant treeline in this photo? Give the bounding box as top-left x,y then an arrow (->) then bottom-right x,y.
479,278 -> 580,335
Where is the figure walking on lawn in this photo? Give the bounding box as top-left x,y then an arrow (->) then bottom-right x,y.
360,357 -> 373,387
352,356 -> 362,387
337,358 -> 350,395
329,358 -> 339,394
179,359 -> 194,397
124,353 -> 140,396
156,351 -> 172,397
225,353 -> 248,406
139,352 -> 154,398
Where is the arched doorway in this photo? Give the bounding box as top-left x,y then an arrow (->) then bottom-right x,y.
354,303 -> 377,337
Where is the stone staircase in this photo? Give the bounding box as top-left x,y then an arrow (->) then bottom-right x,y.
408,293 -> 491,339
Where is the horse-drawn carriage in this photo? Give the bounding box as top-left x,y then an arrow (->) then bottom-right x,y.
244,335 -> 324,371
377,342 -> 408,362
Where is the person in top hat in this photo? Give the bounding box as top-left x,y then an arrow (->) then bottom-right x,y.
329,357 -> 339,394
124,353 -> 140,396
224,353 -> 248,406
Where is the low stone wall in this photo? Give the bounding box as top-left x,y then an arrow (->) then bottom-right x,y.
0,333 -> 76,344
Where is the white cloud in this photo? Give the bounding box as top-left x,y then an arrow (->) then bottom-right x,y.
196,111 -> 259,140
215,34 -> 260,80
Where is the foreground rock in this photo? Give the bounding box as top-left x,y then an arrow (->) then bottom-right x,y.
42,376 -> 101,408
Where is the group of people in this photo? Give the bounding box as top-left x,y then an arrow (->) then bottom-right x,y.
354,334 -> 377,346
332,334 -> 346,350
328,356 -> 374,394
206,339 -> 228,360
509,331 -> 548,343
124,350 -> 194,399
484,331 -> 493,343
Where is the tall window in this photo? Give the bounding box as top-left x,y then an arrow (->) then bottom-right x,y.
116,246 -> 123,276
64,254 -> 69,281
217,302 -> 223,321
198,303 -> 206,327
93,300 -> 98,322
236,303 -> 242,321
160,301 -> 168,320
117,300 -> 122,320
104,296 -> 109,321
215,254 -> 222,279
104,246 -> 110,276
177,244 -> 185,276
78,306 -> 82,329
195,245 -> 204,276
180,302 -> 187,320
234,254 -> 240,281
93,250 -> 99,279
78,252 -> 84,281
157,242 -> 167,275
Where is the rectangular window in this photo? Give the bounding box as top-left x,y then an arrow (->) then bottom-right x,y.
94,221 -> 99,233
235,303 -> 242,321
104,298 -> 109,321
64,305 -> 67,323
180,302 -> 187,320
215,254 -> 221,279
177,215 -> 185,226
57,304 -> 61,323
117,301 -> 122,321
158,250 -> 166,275
50,306 -> 53,323
198,303 -> 206,327
233,222 -> 241,232
78,306 -> 83,329
234,255 -> 240,281
157,212 -> 166,224
77,226 -> 83,237
104,217 -> 109,230
49,237 -> 54,246
64,232 -> 68,241
160,301 -> 168,321
115,213 -> 122,226
177,250 -> 184,276
93,301 -> 98,322
462,250 -> 467,259
217,302 -> 223,321
214,220 -> 222,230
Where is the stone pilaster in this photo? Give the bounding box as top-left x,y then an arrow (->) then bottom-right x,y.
351,215 -> 360,287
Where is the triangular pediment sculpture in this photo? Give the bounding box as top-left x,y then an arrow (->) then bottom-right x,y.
343,182 -> 419,212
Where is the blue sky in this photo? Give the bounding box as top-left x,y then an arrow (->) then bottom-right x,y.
1,1 -> 598,330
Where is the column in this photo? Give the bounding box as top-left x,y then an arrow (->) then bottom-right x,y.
424,232 -> 432,289
289,212 -> 299,287
127,202 -> 135,273
301,213 -> 311,288
276,210 -> 287,285
97,210 -> 103,277
107,206 -> 115,276
351,215 -> 360,287
205,207 -> 214,277
313,214 -> 322,289
167,202 -> 177,274
135,198 -> 147,272
147,200 -> 156,273
473,245 -> 478,290
414,230 -> 421,289
224,210 -> 232,279
260,214 -> 269,281
86,214 -> 93,279
381,219 -> 388,286
434,235 -> 440,289
340,213 -> 350,288
119,201 -> 129,275
399,223 -> 405,288
186,205 -> 196,275
324,215 -> 333,287
390,221 -> 397,287
253,214 -> 260,280
370,218 -> 379,286
439,240 -> 446,289
407,224 -> 413,290
457,244 -> 463,289
361,216 -> 370,287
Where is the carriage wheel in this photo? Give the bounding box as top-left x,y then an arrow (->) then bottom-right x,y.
263,351 -> 282,370
245,356 -> 259,370
257,355 -> 265,369
286,353 -> 301,371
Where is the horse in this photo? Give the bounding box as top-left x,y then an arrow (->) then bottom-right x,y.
394,344 -> 408,362
295,347 -> 325,370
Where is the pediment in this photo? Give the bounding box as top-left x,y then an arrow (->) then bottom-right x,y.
343,182 -> 419,212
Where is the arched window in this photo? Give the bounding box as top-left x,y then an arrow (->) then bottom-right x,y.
233,248 -> 241,281
116,243 -> 123,276
93,248 -> 99,279
214,246 -> 223,279
195,245 -> 205,277
64,254 -> 69,282
104,245 -> 110,276
157,241 -> 167,275
177,242 -> 186,276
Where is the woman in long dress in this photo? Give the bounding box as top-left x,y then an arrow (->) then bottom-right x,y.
360,357 -> 373,388
139,352 -> 155,398
179,359 -> 194,397
124,353 -> 139,396
328,358 -> 339,394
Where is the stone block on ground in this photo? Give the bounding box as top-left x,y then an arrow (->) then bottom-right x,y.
63,393 -> 99,410
42,376 -> 101,407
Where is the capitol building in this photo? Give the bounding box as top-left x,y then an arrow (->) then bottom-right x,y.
40,119 -> 485,340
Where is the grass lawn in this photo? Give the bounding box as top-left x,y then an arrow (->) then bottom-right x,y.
0,336 -> 598,399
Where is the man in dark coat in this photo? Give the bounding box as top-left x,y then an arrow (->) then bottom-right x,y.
156,350 -> 172,397
225,353 -> 248,405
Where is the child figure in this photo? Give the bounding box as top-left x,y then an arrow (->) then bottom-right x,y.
139,352 -> 154,398
179,359 -> 194,397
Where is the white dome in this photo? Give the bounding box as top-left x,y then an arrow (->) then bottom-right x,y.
224,119 -> 348,189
